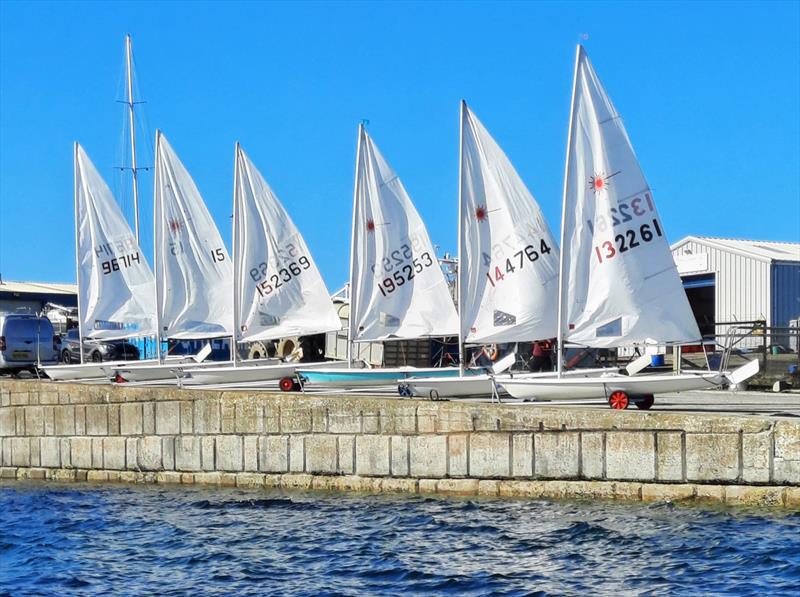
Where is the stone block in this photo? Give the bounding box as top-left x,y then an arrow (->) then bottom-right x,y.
686,433 -> 739,482
289,435 -> 305,472
416,405 -> 438,433
70,437 -> 92,469
470,432 -> 511,478
281,473 -> 313,490
10,392 -> 29,406
243,436 -> 258,472
119,403 -> 143,436
497,480 -> 546,498
742,431 -> 771,484
15,408 -> 24,435
535,433 -> 580,479
656,432 -> 683,481
695,484 -> 725,503
194,400 -> 221,434
74,407 -> 86,435
725,486 -> 785,507
155,402 -> 180,435
236,473 -> 266,489
39,391 -> 59,405
337,435 -> 354,474
785,487 -> 800,509
216,435 -> 243,471
259,435 -> 289,473
221,402 -> 235,433
142,403 -> 155,435
0,389 -> 8,407
139,436 -> 163,470
448,434 -> 468,477
606,432 -> 656,481
29,438 -> 40,466
175,436 -> 202,471
41,407 -> 54,436
194,472 -> 222,486
774,421 -> 800,461
1,466 -> 17,479
91,438 -> 103,468
418,479 -> 438,493
25,406 -> 44,436
263,405 -> 280,433
478,479 -> 500,496
0,409 -> 15,436
281,407 -> 312,434
19,468 -> 46,480
641,483 -> 695,503
381,478 -> 418,494
581,432 -> 604,479
311,406 -> 328,432
773,460 -> 800,485
379,404 -> 417,435
156,471 -> 182,485
103,437 -> 126,470
305,435 -> 337,474
162,437 -> 175,470
362,409 -> 380,434
126,438 -> 138,470
179,402 -> 193,434
59,438 -> 71,467
54,406 -> 75,436
390,436 -> 409,476
437,479 -> 479,495
235,399 -> 263,434
85,405 -> 108,436
355,435 -> 390,476
40,437 -> 61,468
108,405 -> 120,436
512,434 -> 533,478
328,408 -> 362,434
409,435 -> 447,478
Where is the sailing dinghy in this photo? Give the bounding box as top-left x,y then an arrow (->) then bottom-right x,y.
403,101 -> 561,398
500,45 -> 757,407
297,124 -> 461,389
43,145 -> 159,381
130,143 -> 348,386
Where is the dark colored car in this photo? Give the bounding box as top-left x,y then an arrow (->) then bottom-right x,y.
61,329 -> 140,363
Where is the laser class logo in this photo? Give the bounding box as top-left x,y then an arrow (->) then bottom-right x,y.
168,218 -> 183,234
366,219 -> 376,233
475,205 -> 488,222
588,170 -> 621,194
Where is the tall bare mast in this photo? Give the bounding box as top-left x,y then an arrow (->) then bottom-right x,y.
125,34 -> 141,242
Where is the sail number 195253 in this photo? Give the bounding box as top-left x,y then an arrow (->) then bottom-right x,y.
594,219 -> 663,264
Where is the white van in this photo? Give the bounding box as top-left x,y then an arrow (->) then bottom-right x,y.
0,314 -> 59,374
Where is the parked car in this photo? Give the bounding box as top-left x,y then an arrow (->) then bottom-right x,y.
60,329 -> 140,363
0,314 -> 59,373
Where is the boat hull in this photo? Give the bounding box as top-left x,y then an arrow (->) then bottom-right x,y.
500,371 -> 723,401
298,366 -> 461,388
109,358 -> 282,383
177,360 -> 349,386
42,360 -> 158,381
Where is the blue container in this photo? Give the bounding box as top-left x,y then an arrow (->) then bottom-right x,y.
651,354 -> 665,367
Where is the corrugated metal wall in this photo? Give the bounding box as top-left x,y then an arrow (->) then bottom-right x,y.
672,241 -> 771,345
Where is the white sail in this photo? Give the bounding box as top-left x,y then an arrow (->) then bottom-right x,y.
234,145 -> 341,342
350,126 -> 459,342
560,46 -> 700,347
460,103 -> 559,343
75,144 -> 157,340
154,131 -> 233,339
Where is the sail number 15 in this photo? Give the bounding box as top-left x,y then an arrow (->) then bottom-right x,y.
594,219 -> 663,264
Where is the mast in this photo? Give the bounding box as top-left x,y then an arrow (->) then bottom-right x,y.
347,124 -> 364,366
231,143 -> 241,365
152,130 -> 164,363
73,143 -> 85,364
556,44 -> 583,377
457,101 -> 466,375
124,34 -> 141,243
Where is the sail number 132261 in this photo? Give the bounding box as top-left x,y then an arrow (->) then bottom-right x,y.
594,219 -> 663,264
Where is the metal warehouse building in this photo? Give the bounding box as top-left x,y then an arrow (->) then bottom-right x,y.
0,280 -> 78,314
671,237 -> 800,347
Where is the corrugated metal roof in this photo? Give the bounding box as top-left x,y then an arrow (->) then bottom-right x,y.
671,236 -> 800,263
0,280 -> 77,295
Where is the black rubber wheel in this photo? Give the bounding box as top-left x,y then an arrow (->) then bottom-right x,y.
62,350 -> 71,364
635,394 -> 655,410
91,351 -> 103,363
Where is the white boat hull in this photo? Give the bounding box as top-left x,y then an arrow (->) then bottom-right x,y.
42,360 -> 158,381
177,360 -> 349,386
500,371 -> 723,401
109,358 -> 282,383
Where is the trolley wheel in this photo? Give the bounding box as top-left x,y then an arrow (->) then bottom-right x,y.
608,390 -> 630,410
429,389 -> 439,401
397,383 -> 410,397
635,394 -> 655,410
279,376 -> 297,392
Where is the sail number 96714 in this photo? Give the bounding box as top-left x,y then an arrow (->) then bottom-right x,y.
594,219 -> 663,264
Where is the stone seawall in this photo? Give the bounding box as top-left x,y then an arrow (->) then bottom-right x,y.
1,380 -> 798,508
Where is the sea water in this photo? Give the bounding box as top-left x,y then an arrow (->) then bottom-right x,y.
1,482 -> 799,595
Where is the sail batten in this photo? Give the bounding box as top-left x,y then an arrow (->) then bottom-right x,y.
562,46 -> 701,348
350,128 -> 458,342
154,132 -> 233,340
75,144 -> 157,341
234,146 -> 341,343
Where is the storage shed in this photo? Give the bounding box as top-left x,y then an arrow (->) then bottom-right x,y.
0,280 -> 77,315
671,237 -> 800,347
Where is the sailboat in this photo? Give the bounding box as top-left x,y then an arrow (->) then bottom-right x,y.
404,101 -> 563,398
122,143 -> 349,386
42,145 -> 159,381
500,45 -> 757,407
297,124 -> 461,388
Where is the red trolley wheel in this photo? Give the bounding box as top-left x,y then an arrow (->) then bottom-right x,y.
608,390 -> 629,410
279,376 -> 296,392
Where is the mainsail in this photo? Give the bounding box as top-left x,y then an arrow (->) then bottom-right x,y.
559,46 -> 700,347
154,131 -> 233,339
233,144 -> 341,342
75,143 -> 157,340
349,125 -> 459,342
459,102 -> 559,343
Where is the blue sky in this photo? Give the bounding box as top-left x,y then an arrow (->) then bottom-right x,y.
1,0 -> 798,288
